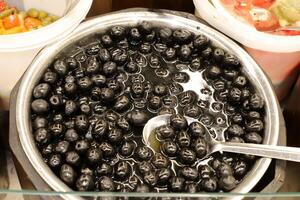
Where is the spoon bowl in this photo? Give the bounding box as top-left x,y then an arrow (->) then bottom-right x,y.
143,114 -> 300,162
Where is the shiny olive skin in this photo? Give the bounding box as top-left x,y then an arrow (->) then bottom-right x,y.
76,174 -> 94,191
155,124 -> 175,140
60,164 -> 77,186
170,114 -> 188,131
161,141 -> 178,157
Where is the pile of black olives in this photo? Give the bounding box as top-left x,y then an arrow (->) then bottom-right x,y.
30,21 -> 265,193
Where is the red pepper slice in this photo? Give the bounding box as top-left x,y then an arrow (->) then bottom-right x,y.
0,1 -> 7,12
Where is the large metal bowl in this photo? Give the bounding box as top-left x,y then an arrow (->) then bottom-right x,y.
15,10 -> 282,196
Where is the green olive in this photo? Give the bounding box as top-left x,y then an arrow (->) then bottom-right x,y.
38,11 -> 48,20
42,16 -> 52,26
50,15 -> 59,22
0,8 -> 14,19
27,8 -> 39,18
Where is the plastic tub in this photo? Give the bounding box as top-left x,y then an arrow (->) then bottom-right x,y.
193,0 -> 300,53
0,0 -> 92,109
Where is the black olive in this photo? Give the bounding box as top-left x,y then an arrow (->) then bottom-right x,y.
183,104 -> 202,118
103,61 -> 117,77
199,113 -> 214,126
223,69 -> 239,81
233,75 -> 247,88
217,163 -> 233,177
96,163 -> 113,176
48,154 -> 62,169
244,132 -> 263,144
124,61 -> 139,74
75,115 -> 89,131
101,34 -> 113,47
228,87 -> 242,103
110,26 -> 126,40
31,99 -> 49,114
53,59 -> 68,76
135,146 -> 154,161
148,95 -> 162,110
193,34 -> 210,50
212,79 -> 226,91
86,57 -> 100,75
139,42 -> 151,54
199,165 -> 213,179
129,27 -> 142,45
201,46 -> 213,58
212,102 -> 224,112
131,82 -> 145,98
206,65 -> 222,79
113,95 -> 131,112
185,183 -> 199,193
99,48 -> 111,62
169,82 -> 184,95
64,128 -> 78,143
137,161 -> 153,176
86,147 -> 102,164
33,83 -> 51,99
77,76 -> 93,91
75,52 -> 87,63
177,131 -> 191,148
66,57 -> 78,69
158,27 -> 173,44
75,140 -> 90,154
226,124 -> 245,137
178,45 -> 192,61
50,123 -> 65,138
233,160 -> 248,177
188,122 -> 206,138
173,29 -> 192,44
155,125 -> 175,140
105,110 -> 119,122
193,138 -> 207,159
79,103 -> 91,114
138,21 -> 152,34
157,168 -> 173,186
99,142 -> 115,157
158,107 -> 176,115
169,177 -> 185,192
54,141 -> 70,155
249,93 -> 264,110
180,166 -> 199,181
190,57 -> 202,71
115,161 -> 131,180
43,71 -> 58,84
66,151 -> 81,167
80,167 -> 94,176
172,72 -> 190,83
201,178 -> 218,192
149,54 -> 161,68
178,91 -> 197,106
33,117 -> 48,130
120,140 -> 136,157
86,43 -> 101,55
111,48 -> 128,65
64,82 -> 77,95
179,148 -> 196,165
213,48 -> 225,62
126,109 -> 149,127
60,164 -> 77,185
245,119 -> 264,132
100,87 -> 115,103
170,114 -> 188,131
98,176 -> 115,191
231,113 -> 244,124
163,47 -> 176,61
117,117 -> 131,132
107,128 -> 123,144
210,158 -> 222,171
143,171 -> 158,187
218,175 -> 237,191
224,53 -> 240,67
76,174 -> 94,191
34,128 -> 50,146
91,74 -> 107,87
151,153 -> 170,169
153,83 -> 168,96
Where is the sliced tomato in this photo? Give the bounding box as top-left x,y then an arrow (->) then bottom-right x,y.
252,0 -> 275,9
233,0 -> 253,17
24,17 -> 42,30
0,0 -> 6,12
3,14 -> 20,29
252,12 -> 280,31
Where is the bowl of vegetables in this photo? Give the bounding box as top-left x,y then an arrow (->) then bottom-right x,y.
0,0 -> 92,109
194,0 -> 300,53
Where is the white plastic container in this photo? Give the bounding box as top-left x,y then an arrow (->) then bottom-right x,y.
0,0 -> 92,109
193,0 -> 300,53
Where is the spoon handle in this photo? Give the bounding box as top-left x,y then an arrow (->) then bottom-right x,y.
218,142 -> 300,162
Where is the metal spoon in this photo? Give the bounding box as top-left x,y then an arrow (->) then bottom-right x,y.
143,114 -> 300,162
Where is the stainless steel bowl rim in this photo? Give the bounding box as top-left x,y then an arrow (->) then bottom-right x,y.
16,10 -> 280,195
